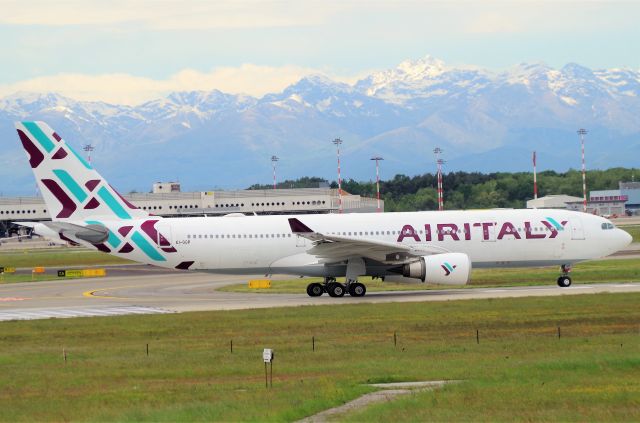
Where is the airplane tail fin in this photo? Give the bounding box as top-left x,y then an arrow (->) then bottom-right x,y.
15,121 -> 149,222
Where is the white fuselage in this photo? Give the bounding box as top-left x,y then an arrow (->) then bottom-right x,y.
86,208 -> 630,278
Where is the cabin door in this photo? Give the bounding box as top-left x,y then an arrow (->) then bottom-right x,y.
570,218 -> 585,240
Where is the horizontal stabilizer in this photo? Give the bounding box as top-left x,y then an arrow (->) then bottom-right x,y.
17,221 -> 109,244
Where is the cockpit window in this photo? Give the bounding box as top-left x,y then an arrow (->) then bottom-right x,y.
601,223 -> 615,230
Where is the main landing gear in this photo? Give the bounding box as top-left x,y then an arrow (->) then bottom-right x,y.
306,278 -> 367,297
557,264 -> 572,288
306,258 -> 368,298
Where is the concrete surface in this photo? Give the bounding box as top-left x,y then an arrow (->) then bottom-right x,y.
1,269 -> 640,321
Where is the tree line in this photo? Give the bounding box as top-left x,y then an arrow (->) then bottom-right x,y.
248,168 -> 637,212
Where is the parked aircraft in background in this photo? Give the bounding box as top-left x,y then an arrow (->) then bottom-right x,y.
15,122 -> 632,296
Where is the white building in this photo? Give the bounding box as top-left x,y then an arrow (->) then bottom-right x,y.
526,195 -> 584,209
0,187 -> 382,237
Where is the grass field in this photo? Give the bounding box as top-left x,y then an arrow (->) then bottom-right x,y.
0,248 -> 133,284
0,248 -> 132,269
0,293 -> 638,421
621,224 -> 640,242
0,273 -> 85,283
220,258 -> 640,294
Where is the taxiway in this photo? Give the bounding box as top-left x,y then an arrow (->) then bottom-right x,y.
1,265 -> 639,321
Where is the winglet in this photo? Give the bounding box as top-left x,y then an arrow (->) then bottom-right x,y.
288,218 -> 314,233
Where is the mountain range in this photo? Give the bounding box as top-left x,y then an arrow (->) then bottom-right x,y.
1,55 -> 639,196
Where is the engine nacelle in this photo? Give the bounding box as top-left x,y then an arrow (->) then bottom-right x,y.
394,253 -> 472,285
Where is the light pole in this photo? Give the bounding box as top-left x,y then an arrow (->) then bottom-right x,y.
271,155 -> 279,190
434,148 -> 444,211
577,129 -> 587,212
83,144 -> 94,166
333,138 -> 343,213
533,151 -> 538,200
370,156 -> 384,212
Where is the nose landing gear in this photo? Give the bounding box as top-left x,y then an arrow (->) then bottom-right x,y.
557,264 -> 572,287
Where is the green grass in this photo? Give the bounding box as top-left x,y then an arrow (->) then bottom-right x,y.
0,294 -> 639,421
220,258 -> 640,294
621,225 -> 640,243
0,248 -> 132,268
0,273 -> 84,283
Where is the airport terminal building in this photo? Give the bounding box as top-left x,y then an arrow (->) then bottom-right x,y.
0,183 -> 383,237
527,181 -> 640,216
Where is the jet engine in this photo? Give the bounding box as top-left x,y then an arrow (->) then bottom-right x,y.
388,252 -> 471,285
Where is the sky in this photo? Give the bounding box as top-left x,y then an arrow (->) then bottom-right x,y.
1,0 -> 639,105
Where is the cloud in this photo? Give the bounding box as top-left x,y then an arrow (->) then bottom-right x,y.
0,64 -> 358,105
466,12 -> 522,34
0,0 -> 340,29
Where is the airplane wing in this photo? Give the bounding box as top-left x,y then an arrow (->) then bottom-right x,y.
288,217 -> 449,264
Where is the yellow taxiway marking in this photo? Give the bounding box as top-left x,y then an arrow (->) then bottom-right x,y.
82,283 -> 148,300
83,283 -> 246,302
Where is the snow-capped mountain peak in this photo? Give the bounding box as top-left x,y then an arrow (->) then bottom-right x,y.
396,55 -> 447,79
1,55 -> 640,195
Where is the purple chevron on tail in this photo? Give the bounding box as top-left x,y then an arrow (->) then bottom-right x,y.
15,121 -> 149,222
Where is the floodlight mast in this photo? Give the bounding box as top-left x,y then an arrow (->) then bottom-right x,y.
271,155 -> 279,190
577,129 -> 588,212
333,138 -> 343,213
370,156 -> 384,212
533,151 -> 538,200
83,144 -> 94,165
434,148 -> 444,211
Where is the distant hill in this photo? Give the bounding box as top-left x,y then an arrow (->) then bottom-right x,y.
1,56 -> 639,195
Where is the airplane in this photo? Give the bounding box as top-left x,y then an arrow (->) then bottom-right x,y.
14,121 -> 632,297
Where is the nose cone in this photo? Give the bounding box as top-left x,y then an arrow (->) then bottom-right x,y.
617,229 -> 633,250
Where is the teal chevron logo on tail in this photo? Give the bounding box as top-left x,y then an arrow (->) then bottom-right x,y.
15,121 -> 149,222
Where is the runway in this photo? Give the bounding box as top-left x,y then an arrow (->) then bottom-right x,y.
1,265 -> 640,321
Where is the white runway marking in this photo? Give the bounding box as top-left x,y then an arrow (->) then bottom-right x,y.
0,306 -> 171,321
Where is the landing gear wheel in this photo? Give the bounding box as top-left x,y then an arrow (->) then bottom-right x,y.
306,283 -> 324,297
348,282 -> 366,297
557,276 -> 572,288
327,282 -> 345,297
